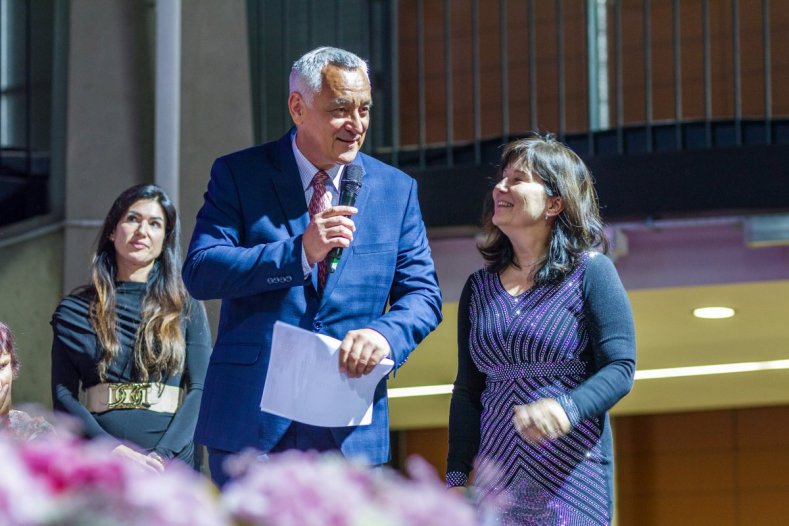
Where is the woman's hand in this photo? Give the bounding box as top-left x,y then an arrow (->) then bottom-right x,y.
448,486 -> 468,496
512,398 -> 572,443
112,444 -> 165,472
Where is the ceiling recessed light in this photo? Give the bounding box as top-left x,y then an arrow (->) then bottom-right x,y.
692,307 -> 736,319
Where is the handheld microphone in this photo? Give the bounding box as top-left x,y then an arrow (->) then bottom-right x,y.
328,164 -> 364,272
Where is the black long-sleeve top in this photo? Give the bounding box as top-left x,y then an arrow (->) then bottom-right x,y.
51,282 -> 211,468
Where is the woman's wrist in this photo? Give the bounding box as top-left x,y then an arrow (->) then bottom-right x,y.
446,471 -> 469,487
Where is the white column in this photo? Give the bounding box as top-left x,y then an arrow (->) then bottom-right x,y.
155,0 -> 181,208
587,0 -> 609,131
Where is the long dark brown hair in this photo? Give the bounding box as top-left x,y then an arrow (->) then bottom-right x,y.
89,184 -> 187,382
479,133 -> 607,284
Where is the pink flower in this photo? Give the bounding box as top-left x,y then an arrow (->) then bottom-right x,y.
2,423 -> 483,526
19,436 -> 128,494
0,437 -> 55,525
120,461 -> 230,526
376,456 -> 478,526
224,451 -> 378,526
1,431 -> 230,526
222,451 -> 478,526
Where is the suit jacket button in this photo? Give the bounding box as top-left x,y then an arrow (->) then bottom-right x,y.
312,320 -> 323,331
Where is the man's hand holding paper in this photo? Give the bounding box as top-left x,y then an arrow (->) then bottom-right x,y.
260,321 -> 394,427
339,328 -> 391,377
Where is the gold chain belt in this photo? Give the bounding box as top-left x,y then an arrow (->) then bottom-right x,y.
84,382 -> 182,414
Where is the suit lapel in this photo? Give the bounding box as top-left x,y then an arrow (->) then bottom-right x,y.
270,132 -> 310,238
320,158 -> 370,301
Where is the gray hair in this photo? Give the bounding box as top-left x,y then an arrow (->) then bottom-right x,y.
289,46 -> 369,103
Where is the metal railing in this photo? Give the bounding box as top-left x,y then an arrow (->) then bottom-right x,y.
375,0 -> 781,168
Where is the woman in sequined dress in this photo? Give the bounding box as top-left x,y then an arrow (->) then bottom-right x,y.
446,135 -> 636,525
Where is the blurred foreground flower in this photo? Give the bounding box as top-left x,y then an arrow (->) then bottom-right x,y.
0,432 -> 229,526
1,425 -> 483,526
222,450 -> 478,526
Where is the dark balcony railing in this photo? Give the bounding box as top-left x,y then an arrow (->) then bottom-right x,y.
372,0 -> 787,169
246,0 -> 789,226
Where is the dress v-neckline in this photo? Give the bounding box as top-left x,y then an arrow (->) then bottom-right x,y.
492,271 -> 537,342
495,271 -> 536,301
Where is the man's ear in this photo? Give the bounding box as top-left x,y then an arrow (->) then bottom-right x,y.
288,92 -> 304,125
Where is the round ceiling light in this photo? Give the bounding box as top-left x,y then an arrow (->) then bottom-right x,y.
692,307 -> 736,319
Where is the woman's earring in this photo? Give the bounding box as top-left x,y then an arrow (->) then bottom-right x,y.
544,213 -> 549,221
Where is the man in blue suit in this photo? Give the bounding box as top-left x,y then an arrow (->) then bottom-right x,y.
182,47 -> 442,485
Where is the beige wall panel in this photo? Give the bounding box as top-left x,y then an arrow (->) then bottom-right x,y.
0,231 -> 64,407
179,0 -> 253,331
63,0 -> 153,293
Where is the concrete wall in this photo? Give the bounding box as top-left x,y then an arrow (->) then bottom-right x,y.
63,0 -> 154,293
0,231 -> 64,407
180,0 -> 254,328
1,0 -> 254,407
60,0 -> 255,331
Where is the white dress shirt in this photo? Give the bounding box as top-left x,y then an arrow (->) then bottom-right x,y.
291,131 -> 345,277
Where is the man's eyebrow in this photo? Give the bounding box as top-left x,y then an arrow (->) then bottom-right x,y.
331,98 -> 373,107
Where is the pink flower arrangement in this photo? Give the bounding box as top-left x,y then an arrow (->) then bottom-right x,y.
1,429 -> 483,526
222,450 -> 478,526
0,432 -> 229,526
0,437 -> 52,524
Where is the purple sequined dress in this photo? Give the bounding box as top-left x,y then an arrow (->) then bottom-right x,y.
466,254 -> 611,525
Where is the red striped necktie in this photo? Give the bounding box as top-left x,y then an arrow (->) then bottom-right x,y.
308,170 -> 330,291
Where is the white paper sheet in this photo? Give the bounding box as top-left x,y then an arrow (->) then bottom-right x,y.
260,321 -> 394,427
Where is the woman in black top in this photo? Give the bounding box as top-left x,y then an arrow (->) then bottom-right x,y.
51,184 -> 211,471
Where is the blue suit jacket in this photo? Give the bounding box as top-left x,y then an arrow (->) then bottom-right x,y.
182,132 -> 443,464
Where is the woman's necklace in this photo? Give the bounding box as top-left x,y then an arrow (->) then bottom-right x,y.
514,257 -> 544,271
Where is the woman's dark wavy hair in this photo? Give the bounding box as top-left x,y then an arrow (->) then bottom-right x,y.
89,184 -> 187,383
0,321 -> 20,379
479,133 -> 608,285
